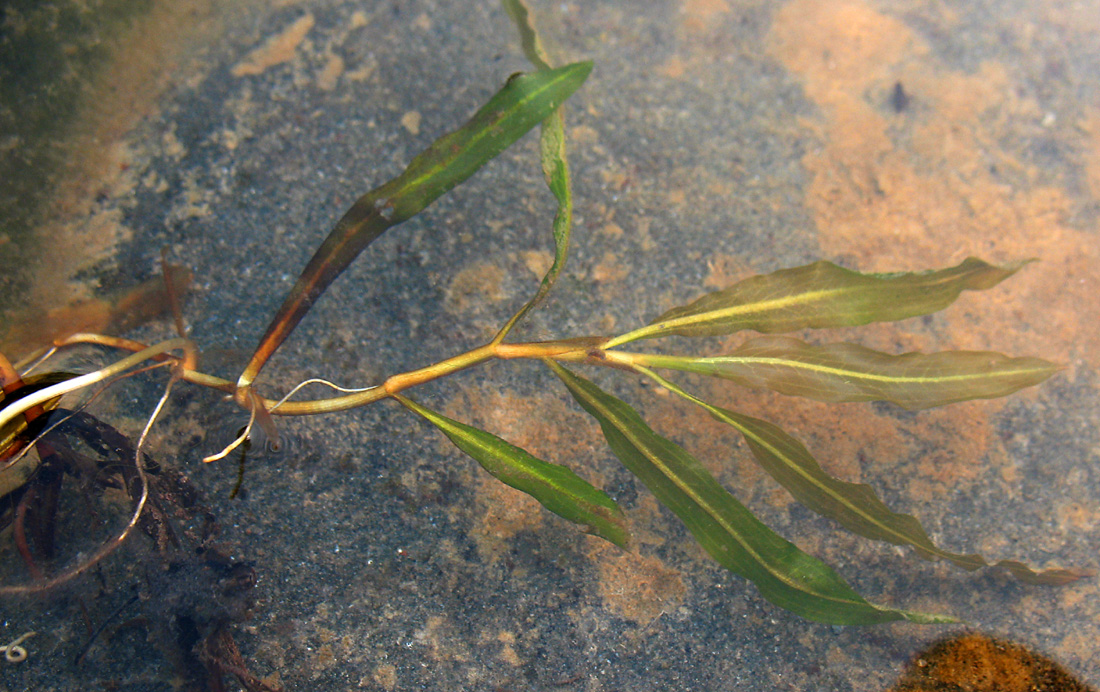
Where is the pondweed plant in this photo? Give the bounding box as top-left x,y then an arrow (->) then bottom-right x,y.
0,1 -> 1088,627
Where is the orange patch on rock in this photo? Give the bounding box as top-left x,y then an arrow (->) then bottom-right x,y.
660,55 -> 687,79
1056,500 -> 1099,533
770,0 -> 919,97
769,0 -> 1100,369
587,539 -> 686,626
413,615 -> 470,663
591,252 -> 631,284
3,264 -> 193,353
1084,114 -> 1100,202
231,13 -> 315,77
702,252 -> 754,289
904,402 -> 996,501
680,0 -> 730,33
444,262 -> 506,314
471,473 -> 545,562
316,53 -> 344,91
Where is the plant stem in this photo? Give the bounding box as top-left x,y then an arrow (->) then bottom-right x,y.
268,336 -> 606,415
16,334 -> 613,420
601,325 -> 662,350
0,352 -> 22,392
0,338 -> 198,432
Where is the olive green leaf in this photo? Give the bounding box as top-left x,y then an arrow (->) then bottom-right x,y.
395,394 -> 629,548
634,366 -> 1087,586
605,257 -> 1026,347
240,61 -> 594,389
633,335 -> 1061,410
503,0 -> 553,71
494,0 -> 576,343
547,360 -> 954,624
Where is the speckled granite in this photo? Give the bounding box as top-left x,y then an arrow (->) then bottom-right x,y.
2,1 -> 1099,690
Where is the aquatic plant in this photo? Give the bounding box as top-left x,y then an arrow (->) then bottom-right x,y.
0,0 -> 1086,632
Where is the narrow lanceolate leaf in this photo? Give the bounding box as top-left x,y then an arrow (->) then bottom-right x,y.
547,361 -> 953,625
494,0 -> 575,343
634,368 -> 1086,586
605,257 -> 1027,346
636,335 -> 1061,410
396,394 -> 628,548
239,62 -> 594,389
503,0 -> 553,70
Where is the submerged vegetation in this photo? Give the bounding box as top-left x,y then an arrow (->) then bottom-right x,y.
0,4 -> 1089,683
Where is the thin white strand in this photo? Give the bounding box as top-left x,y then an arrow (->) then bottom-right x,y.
269,378 -> 377,412
16,346 -> 57,376
0,338 -> 194,431
5,362 -> 173,469
202,399 -> 256,463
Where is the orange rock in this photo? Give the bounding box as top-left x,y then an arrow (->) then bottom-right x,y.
890,632 -> 1094,692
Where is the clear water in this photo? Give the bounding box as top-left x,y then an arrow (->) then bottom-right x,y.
2,1 -> 1098,689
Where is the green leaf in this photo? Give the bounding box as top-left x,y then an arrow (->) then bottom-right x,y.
634,367 -> 1087,586
494,0 -> 575,343
605,257 -> 1027,346
635,335 -> 1060,410
395,394 -> 629,548
547,360 -> 953,624
240,61 -> 594,388
502,0 -> 553,70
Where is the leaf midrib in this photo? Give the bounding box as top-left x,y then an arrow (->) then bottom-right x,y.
642,368 -> 972,566
652,260 -> 991,334
399,66 -> 578,195
656,285 -> 849,332
688,355 -> 1049,386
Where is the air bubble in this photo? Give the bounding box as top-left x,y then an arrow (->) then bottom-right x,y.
374,197 -> 395,221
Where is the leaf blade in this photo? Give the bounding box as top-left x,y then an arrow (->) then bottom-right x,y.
396,394 -> 629,548
607,257 -> 1026,346
502,0 -> 553,70
638,335 -> 1061,410
724,408 -> 1089,585
633,368 -> 1086,586
547,361 -> 952,624
240,61 -> 593,388
494,0 -> 575,343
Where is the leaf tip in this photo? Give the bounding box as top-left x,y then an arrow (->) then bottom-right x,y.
1024,565 -> 1096,586
586,521 -> 631,549
901,610 -> 962,625
571,59 -> 595,75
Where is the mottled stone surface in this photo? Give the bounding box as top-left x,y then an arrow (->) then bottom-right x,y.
2,0 -> 1099,690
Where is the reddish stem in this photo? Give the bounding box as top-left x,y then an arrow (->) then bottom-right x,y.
13,485 -> 45,581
